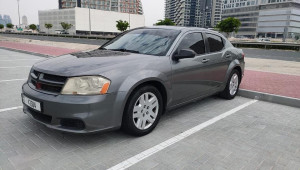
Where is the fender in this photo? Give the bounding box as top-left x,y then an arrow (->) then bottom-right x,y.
220,59 -> 243,90
112,70 -> 171,127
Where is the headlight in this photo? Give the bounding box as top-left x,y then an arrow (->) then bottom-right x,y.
61,76 -> 110,95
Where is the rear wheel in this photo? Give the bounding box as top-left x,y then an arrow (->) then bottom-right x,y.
122,85 -> 163,136
220,69 -> 240,100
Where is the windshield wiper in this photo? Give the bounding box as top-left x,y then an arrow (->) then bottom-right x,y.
99,47 -> 107,50
111,49 -> 140,54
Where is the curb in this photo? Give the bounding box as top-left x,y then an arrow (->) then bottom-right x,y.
0,47 -> 52,58
238,89 -> 300,108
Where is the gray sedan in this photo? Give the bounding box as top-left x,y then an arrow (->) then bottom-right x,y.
21,26 -> 245,136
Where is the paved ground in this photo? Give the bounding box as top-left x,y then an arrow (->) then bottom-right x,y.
0,49 -> 300,170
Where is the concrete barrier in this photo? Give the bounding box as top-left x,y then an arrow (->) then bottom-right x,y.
0,32 -> 115,40
231,41 -> 300,51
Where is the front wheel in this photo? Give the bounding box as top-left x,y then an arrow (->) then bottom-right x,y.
220,69 -> 240,100
122,85 -> 163,136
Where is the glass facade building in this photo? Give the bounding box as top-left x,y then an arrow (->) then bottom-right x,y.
165,0 -> 222,28
222,0 -> 300,38
58,0 -> 143,15
0,15 -> 12,26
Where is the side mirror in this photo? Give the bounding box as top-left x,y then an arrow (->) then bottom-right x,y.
173,49 -> 196,61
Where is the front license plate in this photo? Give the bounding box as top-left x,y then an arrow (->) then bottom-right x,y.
22,95 -> 41,112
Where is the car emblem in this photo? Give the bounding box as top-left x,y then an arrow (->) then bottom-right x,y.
36,73 -> 43,90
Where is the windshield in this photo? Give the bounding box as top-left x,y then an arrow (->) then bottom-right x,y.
101,28 -> 181,56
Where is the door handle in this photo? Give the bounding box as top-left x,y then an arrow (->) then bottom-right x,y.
225,54 -> 231,58
202,58 -> 210,63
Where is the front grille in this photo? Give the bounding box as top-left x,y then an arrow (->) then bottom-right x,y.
30,70 -> 67,93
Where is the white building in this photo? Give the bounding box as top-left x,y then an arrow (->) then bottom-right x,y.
38,7 -> 145,34
22,15 -> 28,26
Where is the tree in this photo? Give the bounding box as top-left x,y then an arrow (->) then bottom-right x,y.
116,20 -> 130,32
0,24 -> 4,30
45,23 -> 53,34
29,24 -> 37,31
60,22 -> 73,33
155,18 -> 175,26
6,23 -> 14,29
215,17 -> 241,38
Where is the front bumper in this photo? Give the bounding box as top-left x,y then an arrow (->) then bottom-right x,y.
22,83 -> 126,133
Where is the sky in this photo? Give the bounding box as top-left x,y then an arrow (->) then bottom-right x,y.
0,0 -> 165,26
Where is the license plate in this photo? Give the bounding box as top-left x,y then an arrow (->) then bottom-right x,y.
22,95 -> 41,112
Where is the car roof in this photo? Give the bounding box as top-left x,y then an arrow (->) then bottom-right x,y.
142,26 -> 221,35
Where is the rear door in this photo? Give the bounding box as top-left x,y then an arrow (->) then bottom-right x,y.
201,33 -> 232,88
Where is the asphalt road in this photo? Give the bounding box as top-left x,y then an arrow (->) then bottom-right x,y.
242,48 -> 300,62
1,49 -> 300,170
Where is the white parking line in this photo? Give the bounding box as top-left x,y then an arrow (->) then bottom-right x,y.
0,66 -> 32,69
0,66 -> 31,69
0,59 -> 41,62
107,99 -> 258,170
0,106 -> 23,113
0,79 -> 27,83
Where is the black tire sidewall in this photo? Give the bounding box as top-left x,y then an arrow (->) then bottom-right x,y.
222,69 -> 241,99
122,85 -> 163,136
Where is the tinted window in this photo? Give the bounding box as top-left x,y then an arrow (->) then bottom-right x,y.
206,33 -> 224,53
176,33 -> 205,55
102,29 -> 181,56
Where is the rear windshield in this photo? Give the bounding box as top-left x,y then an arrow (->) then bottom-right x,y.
101,29 -> 181,56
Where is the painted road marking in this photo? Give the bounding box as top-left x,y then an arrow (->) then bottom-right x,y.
107,100 -> 258,170
0,106 -> 23,113
0,66 -> 31,69
0,79 -> 27,83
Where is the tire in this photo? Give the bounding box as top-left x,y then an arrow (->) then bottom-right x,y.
220,69 -> 241,100
122,85 -> 163,136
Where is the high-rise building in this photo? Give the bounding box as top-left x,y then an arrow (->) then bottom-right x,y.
0,14 -> 12,26
58,0 -> 143,15
222,0 -> 300,38
0,15 -> 4,26
22,15 -> 28,26
165,0 -> 222,28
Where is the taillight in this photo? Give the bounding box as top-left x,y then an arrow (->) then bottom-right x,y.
242,53 -> 245,58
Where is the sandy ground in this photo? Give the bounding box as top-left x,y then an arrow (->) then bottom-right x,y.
245,58 -> 300,76
0,35 -> 98,51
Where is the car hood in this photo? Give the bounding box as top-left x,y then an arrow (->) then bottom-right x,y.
33,50 -> 157,77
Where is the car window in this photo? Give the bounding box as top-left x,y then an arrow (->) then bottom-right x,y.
206,33 -> 224,53
102,29 -> 181,56
176,32 -> 205,55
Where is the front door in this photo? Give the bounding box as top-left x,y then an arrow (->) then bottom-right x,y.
171,32 -> 212,105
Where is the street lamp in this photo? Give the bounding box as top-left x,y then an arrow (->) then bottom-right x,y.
88,0 -> 92,35
17,0 -> 21,28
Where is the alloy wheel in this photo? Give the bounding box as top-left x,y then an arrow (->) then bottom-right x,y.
133,92 -> 159,130
229,73 -> 239,96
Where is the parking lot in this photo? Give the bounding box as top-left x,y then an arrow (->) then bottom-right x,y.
1,49 -> 300,170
